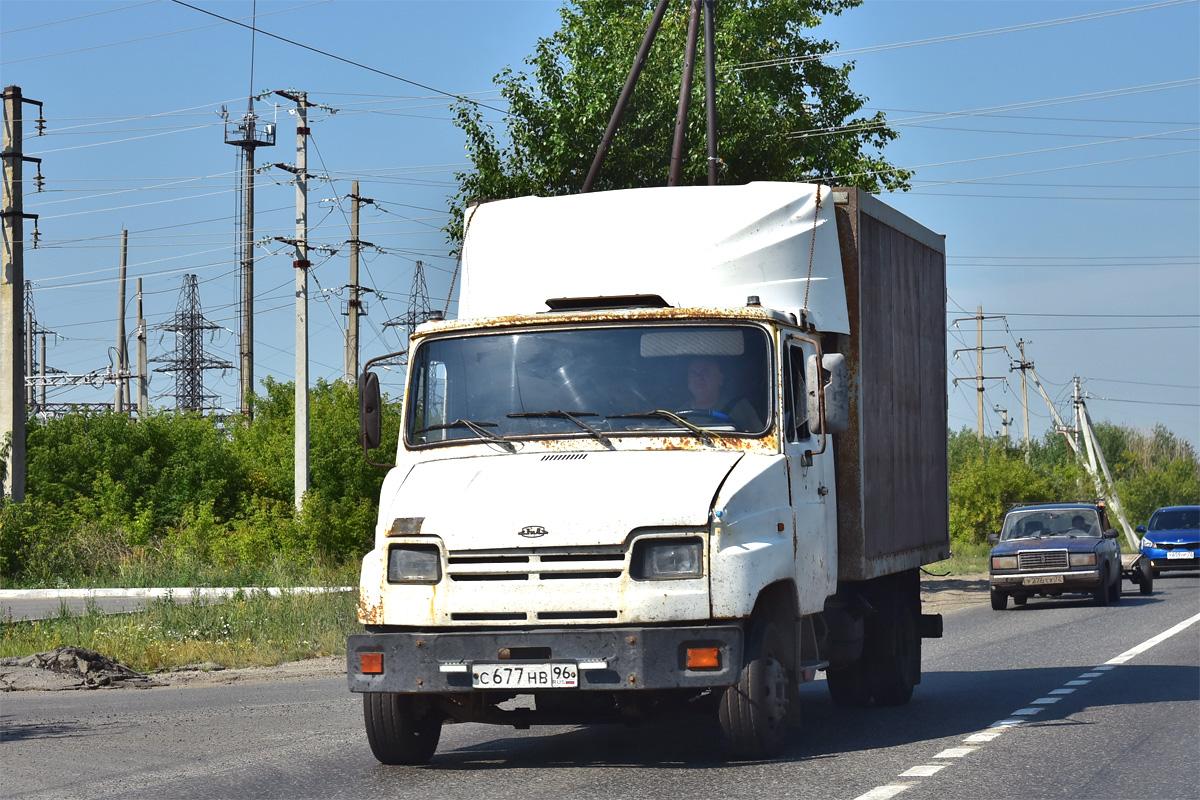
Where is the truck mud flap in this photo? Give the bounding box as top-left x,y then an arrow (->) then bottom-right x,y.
919,613 -> 943,639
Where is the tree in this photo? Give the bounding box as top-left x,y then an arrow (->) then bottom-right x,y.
448,0 -> 911,250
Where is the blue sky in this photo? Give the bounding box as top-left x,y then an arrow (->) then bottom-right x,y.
2,0 -> 1197,450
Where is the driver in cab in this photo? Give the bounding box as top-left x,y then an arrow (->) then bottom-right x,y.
684,357 -> 763,432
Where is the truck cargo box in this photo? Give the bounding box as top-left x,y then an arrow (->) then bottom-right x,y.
832,188 -> 949,580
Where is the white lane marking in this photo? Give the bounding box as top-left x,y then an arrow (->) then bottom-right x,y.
1105,611 -> 1200,665
853,785 -> 911,800
989,718 -> 1024,728
861,613 -> 1200,800
934,747 -> 976,758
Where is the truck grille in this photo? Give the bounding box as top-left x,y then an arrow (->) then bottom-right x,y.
447,550 -> 625,582
1017,549 -> 1069,571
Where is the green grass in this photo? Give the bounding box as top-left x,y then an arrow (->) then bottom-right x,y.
1,586 -> 364,672
926,542 -> 991,576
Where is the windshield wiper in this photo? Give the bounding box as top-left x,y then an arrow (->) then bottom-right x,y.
413,419 -> 516,452
606,410 -> 721,443
508,410 -> 613,448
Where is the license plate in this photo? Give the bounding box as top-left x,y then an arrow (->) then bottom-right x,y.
471,662 -> 578,689
1023,575 -> 1064,586
1166,550 -> 1194,560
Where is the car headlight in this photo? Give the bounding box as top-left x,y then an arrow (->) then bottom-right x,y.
387,544 -> 442,583
991,555 -> 1017,571
1069,552 -> 1097,567
1140,536 -> 1155,550
632,537 -> 703,580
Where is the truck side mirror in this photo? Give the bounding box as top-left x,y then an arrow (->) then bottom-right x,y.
360,370 -> 382,453
807,352 -> 849,435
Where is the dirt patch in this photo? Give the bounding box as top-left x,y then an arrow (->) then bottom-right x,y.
921,571 -> 989,614
0,646 -> 160,691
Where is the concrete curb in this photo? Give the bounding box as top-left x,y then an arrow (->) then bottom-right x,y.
0,587 -> 354,600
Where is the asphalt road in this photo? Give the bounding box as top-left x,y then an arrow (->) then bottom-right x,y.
3,573 -> 1197,800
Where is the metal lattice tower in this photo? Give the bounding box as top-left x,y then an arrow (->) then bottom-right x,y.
382,260 -> 433,351
152,274 -> 232,412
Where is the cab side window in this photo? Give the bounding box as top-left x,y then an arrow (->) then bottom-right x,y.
784,344 -> 810,442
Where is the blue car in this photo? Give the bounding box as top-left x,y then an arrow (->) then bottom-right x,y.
1138,505 -> 1200,576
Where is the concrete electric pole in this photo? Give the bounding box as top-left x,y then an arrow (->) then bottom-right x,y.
2,85 -> 44,502
951,306 -> 1009,440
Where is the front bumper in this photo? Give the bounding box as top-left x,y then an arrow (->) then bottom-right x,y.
347,624 -> 744,694
989,568 -> 1100,593
1142,547 -> 1199,571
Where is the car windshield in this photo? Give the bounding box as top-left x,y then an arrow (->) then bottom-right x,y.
1001,508 -> 1102,540
1148,508 -> 1200,531
405,323 -> 772,447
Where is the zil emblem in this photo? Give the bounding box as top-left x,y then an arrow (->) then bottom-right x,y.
519,525 -> 549,539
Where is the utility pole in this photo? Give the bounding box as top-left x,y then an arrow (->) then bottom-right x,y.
115,230 -> 128,413
2,85 -> 43,502
274,90 -> 311,511
225,104 -> 275,417
994,405 -> 1009,440
137,277 -> 148,417
344,182 -> 372,383
951,306 -> 1008,440
1072,376 -> 1083,456
1010,338 -> 1033,462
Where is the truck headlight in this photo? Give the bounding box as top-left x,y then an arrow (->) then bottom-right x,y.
632,538 -> 703,580
991,555 -> 1017,571
1069,552 -> 1097,567
387,544 -> 442,583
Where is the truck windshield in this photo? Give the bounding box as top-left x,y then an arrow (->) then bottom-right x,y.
405,323 -> 772,447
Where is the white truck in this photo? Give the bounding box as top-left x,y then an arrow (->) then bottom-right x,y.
349,182 -> 949,763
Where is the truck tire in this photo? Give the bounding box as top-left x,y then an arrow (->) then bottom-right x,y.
990,588 -> 1008,611
1139,559 -> 1154,595
363,692 -> 442,765
718,622 -> 790,759
868,602 -> 919,706
825,662 -> 872,707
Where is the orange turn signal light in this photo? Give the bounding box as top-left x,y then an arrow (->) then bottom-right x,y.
686,647 -> 720,670
360,653 -> 384,674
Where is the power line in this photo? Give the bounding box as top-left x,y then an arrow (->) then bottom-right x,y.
169,0 -> 510,115
0,1 -> 161,35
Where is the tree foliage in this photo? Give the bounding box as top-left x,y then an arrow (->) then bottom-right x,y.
448,0 -> 910,250
1,380 -> 402,584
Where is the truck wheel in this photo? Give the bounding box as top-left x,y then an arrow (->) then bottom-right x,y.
825,662 -> 872,707
1139,559 -> 1154,595
869,603 -> 919,706
1092,567 -> 1111,607
718,622 -> 791,759
990,588 -> 1008,611
363,692 -> 442,765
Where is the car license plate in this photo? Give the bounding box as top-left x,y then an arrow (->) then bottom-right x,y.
1166,550 -> 1194,560
1023,576 -> 1064,586
471,662 -> 578,689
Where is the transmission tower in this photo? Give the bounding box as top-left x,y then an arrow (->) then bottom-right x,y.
382,260 -> 433,355
152,274 -> 232,412
224,105 -> 274,416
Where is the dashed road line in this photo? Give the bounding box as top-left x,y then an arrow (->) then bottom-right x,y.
851,611 -> 1200,800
